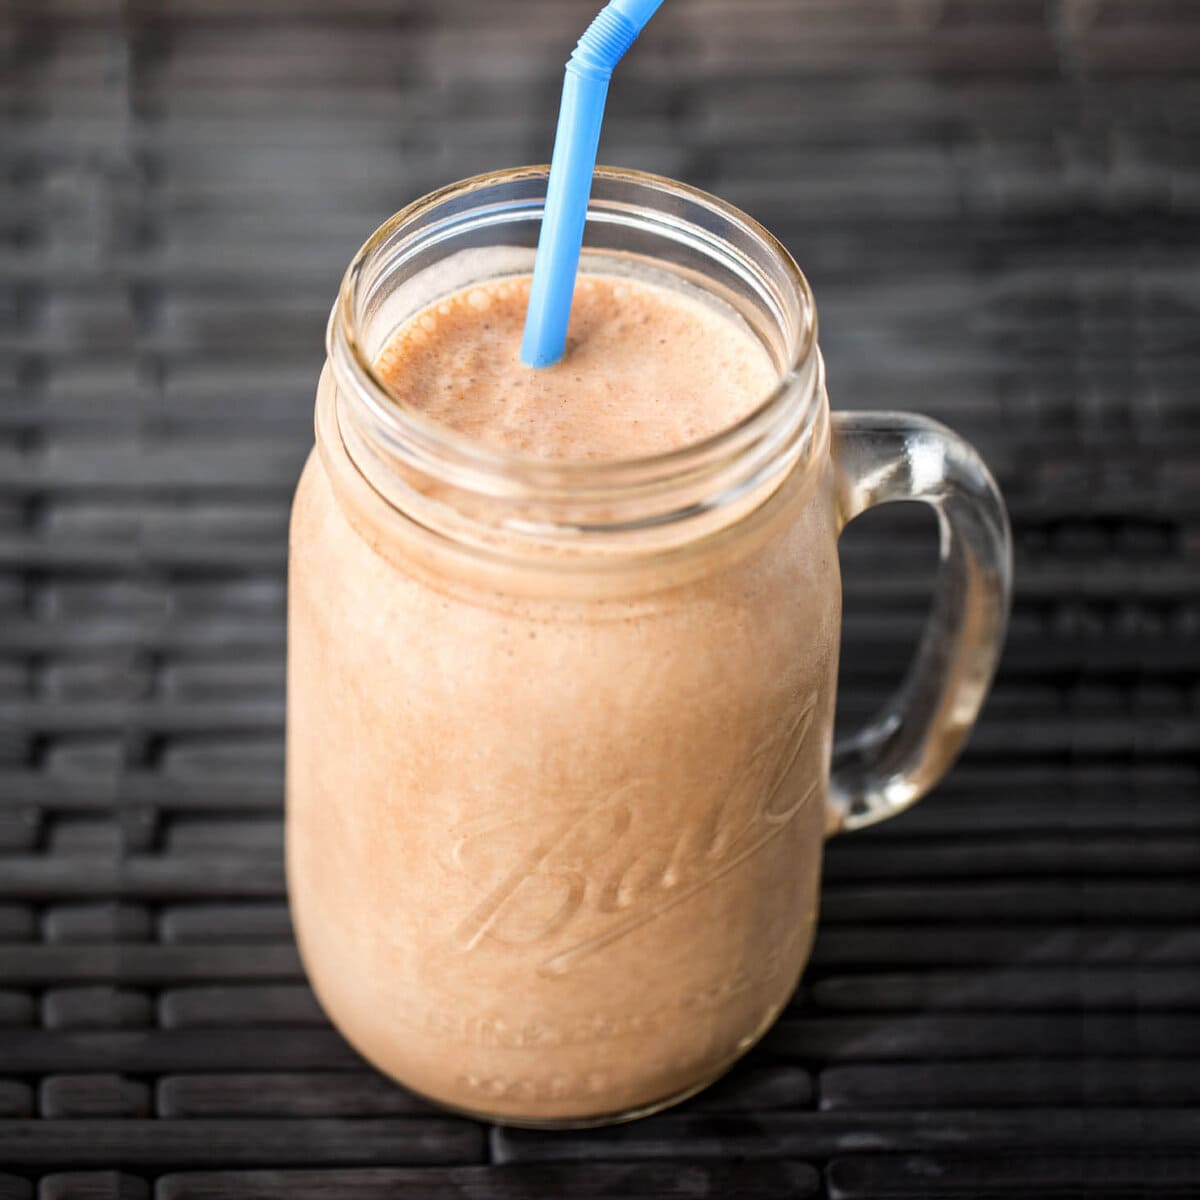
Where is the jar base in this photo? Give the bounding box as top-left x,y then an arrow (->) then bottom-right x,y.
398,1061 -> 740,1130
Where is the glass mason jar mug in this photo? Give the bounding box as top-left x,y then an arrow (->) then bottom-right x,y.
287,167 -> 1011,1126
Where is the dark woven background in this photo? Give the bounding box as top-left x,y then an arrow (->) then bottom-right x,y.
3,0 -> 1199,1196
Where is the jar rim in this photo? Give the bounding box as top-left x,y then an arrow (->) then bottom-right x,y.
327,164 -> 821,504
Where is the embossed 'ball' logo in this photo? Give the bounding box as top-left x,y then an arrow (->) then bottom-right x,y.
449,693 -> 819,976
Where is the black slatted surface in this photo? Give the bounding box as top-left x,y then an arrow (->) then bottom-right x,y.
3,0 -> 1199,1194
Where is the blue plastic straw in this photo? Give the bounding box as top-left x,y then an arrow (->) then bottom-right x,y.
520,0 -> 666,368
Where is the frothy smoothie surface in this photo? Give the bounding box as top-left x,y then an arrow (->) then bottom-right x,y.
374,274 -> 778,461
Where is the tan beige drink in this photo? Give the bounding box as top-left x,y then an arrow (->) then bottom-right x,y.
287,168 -> 1011,1125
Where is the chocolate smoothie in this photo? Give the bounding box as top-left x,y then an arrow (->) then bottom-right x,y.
287,270 -> 841,1122
374,275 -> 774,459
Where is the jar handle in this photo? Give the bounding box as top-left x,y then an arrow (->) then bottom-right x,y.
827,412 -> 1012,832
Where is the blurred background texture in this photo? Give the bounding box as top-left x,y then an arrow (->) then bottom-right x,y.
1,0 -> 1199,1195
